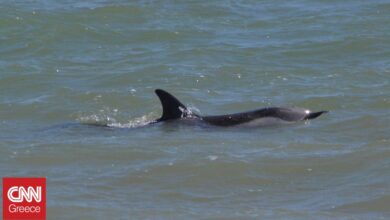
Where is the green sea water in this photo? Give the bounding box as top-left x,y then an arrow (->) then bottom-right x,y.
1,1 -> 389,219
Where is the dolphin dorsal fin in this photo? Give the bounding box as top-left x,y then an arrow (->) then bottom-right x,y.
155,89 -> 187,121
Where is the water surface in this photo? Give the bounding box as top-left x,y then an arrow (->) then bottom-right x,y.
1,1 -> 389,219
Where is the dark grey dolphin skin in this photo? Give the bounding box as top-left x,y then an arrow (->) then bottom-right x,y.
153,89 -> 327,126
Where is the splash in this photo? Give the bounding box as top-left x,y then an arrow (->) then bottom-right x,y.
106,114 -> 156,128
184,106 -> 201,118
78,105 -> 201,128
78,111 -> 158,128
78,114 -> 116,126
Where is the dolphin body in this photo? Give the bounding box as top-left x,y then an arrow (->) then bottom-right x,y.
152,89 -> 327,127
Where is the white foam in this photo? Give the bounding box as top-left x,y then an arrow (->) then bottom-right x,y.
207,155 -> 218,161
78,111 -> 157,128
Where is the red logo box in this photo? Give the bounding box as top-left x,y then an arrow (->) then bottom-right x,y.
3,177 -> 46,220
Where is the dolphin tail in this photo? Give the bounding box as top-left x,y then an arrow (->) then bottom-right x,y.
304,111 -> 328,120
155,89 -> 188,122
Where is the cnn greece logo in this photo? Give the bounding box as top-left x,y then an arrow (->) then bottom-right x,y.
8,186 -> 42,203
3,177 -> 46,220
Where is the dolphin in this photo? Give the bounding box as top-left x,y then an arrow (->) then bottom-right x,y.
152,89 -> 327,127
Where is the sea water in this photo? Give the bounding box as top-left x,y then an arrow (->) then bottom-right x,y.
1,1 -> 389,219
